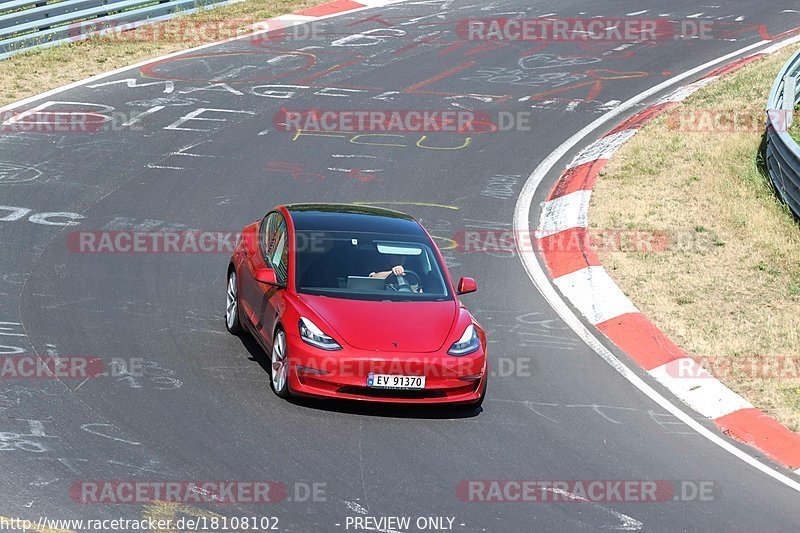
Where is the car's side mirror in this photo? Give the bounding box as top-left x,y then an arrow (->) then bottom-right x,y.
255,267 -> 280,286
457,277 -> 477,295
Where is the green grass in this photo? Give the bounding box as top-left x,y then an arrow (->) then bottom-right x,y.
791,105 -> 800,144
0,0 -> 328,106
590,44 -> 800,431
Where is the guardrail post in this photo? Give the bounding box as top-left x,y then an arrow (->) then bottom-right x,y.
782,75 -> 796,128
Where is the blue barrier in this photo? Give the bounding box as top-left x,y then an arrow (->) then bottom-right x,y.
766,49 -> 800,219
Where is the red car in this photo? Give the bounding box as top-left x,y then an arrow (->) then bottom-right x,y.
225,204 -> 487,407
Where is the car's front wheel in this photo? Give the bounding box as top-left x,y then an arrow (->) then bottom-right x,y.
225,269 -> 244,335
271,328 -> 292,398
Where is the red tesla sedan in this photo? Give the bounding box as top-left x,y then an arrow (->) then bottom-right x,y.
225,204 -> 487,407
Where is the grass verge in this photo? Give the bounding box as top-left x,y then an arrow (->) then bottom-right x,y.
590,45 -> 800,432
791,105 -> 800,144
0,0 -> 328,107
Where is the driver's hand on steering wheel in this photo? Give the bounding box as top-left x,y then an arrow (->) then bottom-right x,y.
369,265 -> 405,279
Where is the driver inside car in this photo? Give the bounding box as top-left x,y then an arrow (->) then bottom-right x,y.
368,253 -> 405,279
368,264 -> 406,279
368,255 -> 423,292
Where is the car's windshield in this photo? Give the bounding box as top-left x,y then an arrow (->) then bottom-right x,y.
295,231 -> 452,301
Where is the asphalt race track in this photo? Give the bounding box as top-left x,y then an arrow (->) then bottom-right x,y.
2,1 -> 800,531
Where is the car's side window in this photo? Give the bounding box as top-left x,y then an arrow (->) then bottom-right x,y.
261,212 -> 289,285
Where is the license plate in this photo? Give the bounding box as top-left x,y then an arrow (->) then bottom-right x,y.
367,373 -> 425,390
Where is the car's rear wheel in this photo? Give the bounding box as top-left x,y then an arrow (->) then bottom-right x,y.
225,269 -> 244,335
271,328 -> 292,398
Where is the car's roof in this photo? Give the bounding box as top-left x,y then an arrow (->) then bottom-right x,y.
284,203 -> 426,236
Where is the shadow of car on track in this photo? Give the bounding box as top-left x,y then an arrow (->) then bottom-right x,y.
238,334 -> 482,420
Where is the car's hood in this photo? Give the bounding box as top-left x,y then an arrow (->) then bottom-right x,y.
298,295 -> 458,353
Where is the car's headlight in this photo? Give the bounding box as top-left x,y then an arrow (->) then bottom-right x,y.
299,317 -> 342,351
448,324 -> 481,356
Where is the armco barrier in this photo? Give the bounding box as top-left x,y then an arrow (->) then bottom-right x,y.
766,48 -> 800,219
0,0 -> 238,59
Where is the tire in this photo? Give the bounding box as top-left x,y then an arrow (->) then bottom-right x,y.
225,269 -> 244,335
270,328 -> 292,398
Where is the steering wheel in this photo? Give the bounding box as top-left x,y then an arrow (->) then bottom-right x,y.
384,270 -> 421,293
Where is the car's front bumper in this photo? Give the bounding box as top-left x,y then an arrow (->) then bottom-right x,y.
284,331 -> 487,404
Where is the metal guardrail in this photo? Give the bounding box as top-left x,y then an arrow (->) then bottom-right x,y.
766,49 -> 800,219
0,0 -> 239,59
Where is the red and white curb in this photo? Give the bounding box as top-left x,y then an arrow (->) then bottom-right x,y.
246,0 -> 402,31
535,54 -> 800,474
